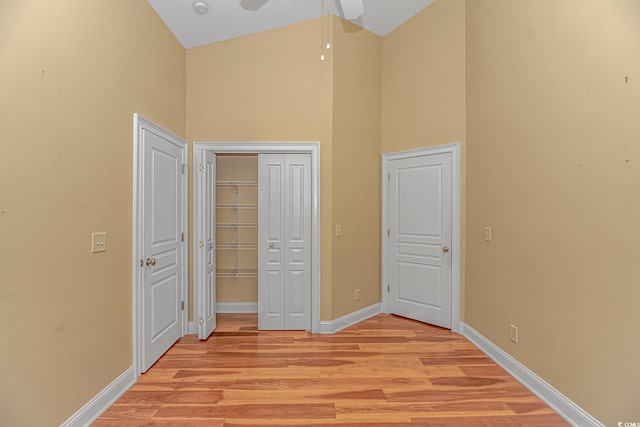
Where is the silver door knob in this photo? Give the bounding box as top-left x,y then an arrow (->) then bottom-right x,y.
442,246 -> 450,253
269,243 -> 275,248
146,258 -> 156,266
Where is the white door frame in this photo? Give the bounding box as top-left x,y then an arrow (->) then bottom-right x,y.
132,114 -> 189,377
381,143 -> 461,333
193,142 -> 321,333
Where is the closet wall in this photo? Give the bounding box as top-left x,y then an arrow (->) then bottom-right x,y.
216,155 -> 258,303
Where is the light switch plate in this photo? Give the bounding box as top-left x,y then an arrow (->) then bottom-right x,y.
91,232 -> 107,253
484,226 -> 492,242
510,324 -> 519,344
336,224 -> 342,237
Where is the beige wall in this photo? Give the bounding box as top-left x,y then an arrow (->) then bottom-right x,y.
465,1 -> 640,424
0,1 -> 186,425
331,18 -> 382,318
381,0 -> 467,318
186,19 -> 335,320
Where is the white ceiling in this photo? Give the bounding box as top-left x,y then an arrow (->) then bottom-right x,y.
147,0 -> 436,49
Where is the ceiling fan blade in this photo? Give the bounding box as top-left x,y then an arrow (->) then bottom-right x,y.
239,0 -> 270,11
339,0 -> 365,20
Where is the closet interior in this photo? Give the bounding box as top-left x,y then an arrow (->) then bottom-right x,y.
215,154 -> 258,306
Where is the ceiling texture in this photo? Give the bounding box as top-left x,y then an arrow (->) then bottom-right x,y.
147,0 -> 437,49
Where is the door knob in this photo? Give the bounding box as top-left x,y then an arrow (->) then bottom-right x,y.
268,243 -> 275,248
146,258 -> 156,266
442,246 -> 450,253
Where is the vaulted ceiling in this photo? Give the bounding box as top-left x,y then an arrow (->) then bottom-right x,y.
148,0 -> 437,49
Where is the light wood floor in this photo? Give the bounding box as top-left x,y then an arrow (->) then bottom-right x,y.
94,313 -> 569,426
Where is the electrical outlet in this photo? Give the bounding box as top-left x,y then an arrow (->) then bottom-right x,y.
510,324 -> 519,344
336,224 -> 342,237
354,289 -> 360,301
91,232 -> 107,253
484,226 -> 492,242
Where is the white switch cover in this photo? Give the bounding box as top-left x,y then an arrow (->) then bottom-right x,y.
335,224 -> 342,237
484,226 -> 492,242
91,232 -> 107,253
510,324 -> 519,344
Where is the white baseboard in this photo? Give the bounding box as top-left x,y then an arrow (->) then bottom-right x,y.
60,366 -> 135,427
216,302 -> 258,313
319,303 -> 381,334
461,323 -> 603,427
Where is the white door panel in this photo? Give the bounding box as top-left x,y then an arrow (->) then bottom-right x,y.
259,156 -> 285,329
259,154 -> 311,330
283,156 -> 311,330
388,153 -> 452,329
142,129 -> 184,372
198,151 -> 217,339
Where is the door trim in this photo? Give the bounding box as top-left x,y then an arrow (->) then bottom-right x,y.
381,143 -> 461,333
132,114 -> 189,377
193,142 -> 321,334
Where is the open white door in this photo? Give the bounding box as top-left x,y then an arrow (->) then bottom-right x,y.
388,152 -> 452,329
140,126 -> 185,372
258,154 -> 311,330
197,151 -> 217,339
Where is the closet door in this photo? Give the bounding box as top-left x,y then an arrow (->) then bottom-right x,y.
258,154 -> 311,330
198,151 -> 217,339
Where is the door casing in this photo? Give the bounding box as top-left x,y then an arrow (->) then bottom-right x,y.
193,142 -> 321,334
381,143 -> 461,333
132,114 -> 189,377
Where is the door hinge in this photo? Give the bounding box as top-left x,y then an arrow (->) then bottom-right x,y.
140,259 -> 144,267
388,284 -> 390,292
181,164 -> 188,174
199,163 -> 204,172
181,232 -> 184,242
388,173 -> 390,182
199,241 -> 204,248
181,301 -> 184,311
387,228 -> 390,237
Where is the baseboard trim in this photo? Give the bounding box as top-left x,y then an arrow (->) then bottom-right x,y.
217,302 -> 258,313
461,323 -> 603,427
60,366 -> 135,427
319,303 -> 382,334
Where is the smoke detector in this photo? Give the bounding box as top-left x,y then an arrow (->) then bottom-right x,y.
193,1 -> 209,15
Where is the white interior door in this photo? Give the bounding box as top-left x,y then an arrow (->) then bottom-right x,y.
388,152 -> 452,329
198,151 -> 217,339
141,129 -> 184,372
258,154 -> 311,330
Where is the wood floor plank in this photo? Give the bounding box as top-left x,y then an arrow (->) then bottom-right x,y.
223,423 -> 413,427
279,377 -> 432,390
155,358 -> 289,369
117,390 -> 223,404
155,403 -> 336,419
220,388 -> 387,403
93,419 -> 225,427
458,365 -> 511,377
98,404 -> 161,419
93,313 -> 569,426
334,401 -> 514,418
412,413 -> 568,426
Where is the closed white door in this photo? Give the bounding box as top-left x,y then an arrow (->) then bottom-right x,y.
388,153 -> 452,329
142,129 -> 184,372
198,151 -> 217,339
258,154 -> 311,330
